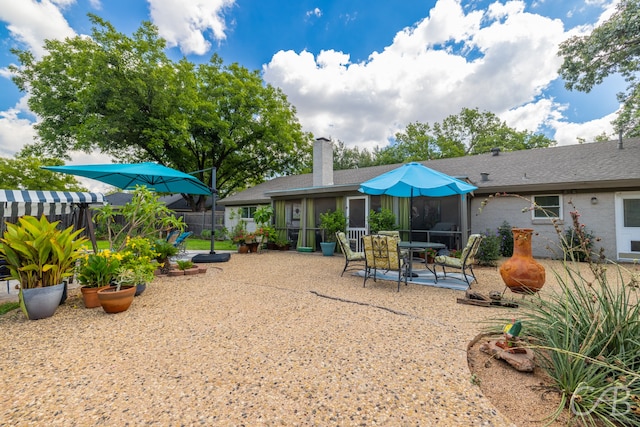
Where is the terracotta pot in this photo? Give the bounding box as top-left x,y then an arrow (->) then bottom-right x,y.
97,285 -> 136,313
237,244 -> 249,254
80,285 -> 111,308
248,242 -> 259,253
499,228 -> 546,294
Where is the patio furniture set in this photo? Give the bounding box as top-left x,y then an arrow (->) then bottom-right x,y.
336,231 -> 484,292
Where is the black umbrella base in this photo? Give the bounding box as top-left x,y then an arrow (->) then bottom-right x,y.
192,253 -> 231,263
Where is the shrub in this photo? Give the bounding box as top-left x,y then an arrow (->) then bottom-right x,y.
476,231 -> 500,266
201,229 -> 212,239
497,220 -> 513,257
368,208 -> 397,233
561,224 -> 595,262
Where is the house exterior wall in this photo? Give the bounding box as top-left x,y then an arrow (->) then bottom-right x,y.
470,192 -> 618,260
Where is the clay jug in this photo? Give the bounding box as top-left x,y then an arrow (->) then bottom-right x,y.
499,228 -> 546,294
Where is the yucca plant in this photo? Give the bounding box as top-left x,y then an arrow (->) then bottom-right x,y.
480,195 -> 640,425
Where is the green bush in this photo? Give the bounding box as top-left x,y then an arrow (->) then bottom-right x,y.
368,208 -> 397,233
561,225 -> 595,262
497,221 -> 513,257
476,231 -> 500,266
201,229 -> 212,239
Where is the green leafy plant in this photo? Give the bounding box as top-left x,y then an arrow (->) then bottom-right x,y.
77,250 -> 120,288
368,208 -> 397,233
0,215 -> 87,289
319,209 -> 346,243
253,205 -> 274,227
231,221 -> 248,245
153,239 -> 179,274
497,221 -> 513,257
93,186 -> 185,252
0,301 -> 20,315
114,236 -> 158,288
200,229 -> 212,240
476,230 -> 500,266
176,260 -> 194,271
561,224 -> 595,262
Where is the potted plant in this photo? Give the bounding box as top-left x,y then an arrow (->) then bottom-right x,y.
96,236 -> 157,313
319,209 -> 347,256
77,250 -> 121,308
0,215 -> 87,319
425,247 -> 438,263
231,221 -> 250,253
153,238 -> 179,274
272,233 -> 291,251
93,186 -> 185,252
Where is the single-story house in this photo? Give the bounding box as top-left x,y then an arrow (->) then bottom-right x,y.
219,137 -> 640,261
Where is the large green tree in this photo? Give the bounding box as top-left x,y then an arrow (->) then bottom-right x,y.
332,108 -> 554,169
11,15 -> 312,210
0,156 -> 86,191
390,108 -> 554,162
558,0 -> 640,137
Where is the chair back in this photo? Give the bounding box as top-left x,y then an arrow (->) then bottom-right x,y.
336,232 -> 359,260
377,230 -> 400,240
460,234 -> 483,266
363,235 -> 403,270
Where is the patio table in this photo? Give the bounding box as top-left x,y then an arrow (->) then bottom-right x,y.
398,241 -> 446,278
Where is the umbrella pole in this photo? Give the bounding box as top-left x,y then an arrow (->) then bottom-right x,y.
409,189 -> 413,244
210,167 -> 217,254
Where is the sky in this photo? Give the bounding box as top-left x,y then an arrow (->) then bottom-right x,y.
0,0 -> 627,174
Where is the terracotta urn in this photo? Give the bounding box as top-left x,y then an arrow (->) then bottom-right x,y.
237,244 -> 249,254
499,228 -> 546,294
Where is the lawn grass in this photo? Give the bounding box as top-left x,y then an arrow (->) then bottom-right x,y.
94,238 -> 236,251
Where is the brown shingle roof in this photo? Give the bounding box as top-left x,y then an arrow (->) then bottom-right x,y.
218,138 -> 640,205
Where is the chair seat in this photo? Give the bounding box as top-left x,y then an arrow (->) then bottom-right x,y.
434,255 -> 462,268
433,234 -> 483,287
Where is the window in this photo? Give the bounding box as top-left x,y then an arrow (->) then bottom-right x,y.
532,195 -> 562,219
240,206 -> 257,219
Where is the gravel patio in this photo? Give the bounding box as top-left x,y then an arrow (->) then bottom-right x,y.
1,250 -> 606,426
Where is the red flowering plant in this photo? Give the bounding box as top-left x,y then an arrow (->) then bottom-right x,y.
254,226 -> 276,241
231,221 -> 248,245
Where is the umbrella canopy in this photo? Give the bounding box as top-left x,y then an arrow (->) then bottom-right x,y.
358,162 -> 477,197
359,162 -> 477,243
43,162 -> 211,195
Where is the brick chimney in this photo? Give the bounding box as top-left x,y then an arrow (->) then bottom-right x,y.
313,137 -> 333,186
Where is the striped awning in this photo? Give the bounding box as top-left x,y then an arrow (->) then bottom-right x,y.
0,190 -> 105,218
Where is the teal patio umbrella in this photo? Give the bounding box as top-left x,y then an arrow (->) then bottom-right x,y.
43,163 -> 230,262
359,162 -> 477,241
43,162 -> 211,195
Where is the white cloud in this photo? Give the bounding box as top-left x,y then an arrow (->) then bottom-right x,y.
148,0 -> 235,55
551,111 -> 618,145
0,0 -> 76,58
306,8 -> 322,18
263,0 -> 573,149
0,105 -> 37,158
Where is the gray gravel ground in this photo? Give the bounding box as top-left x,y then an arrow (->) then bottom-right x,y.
0,250 -> 536,426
